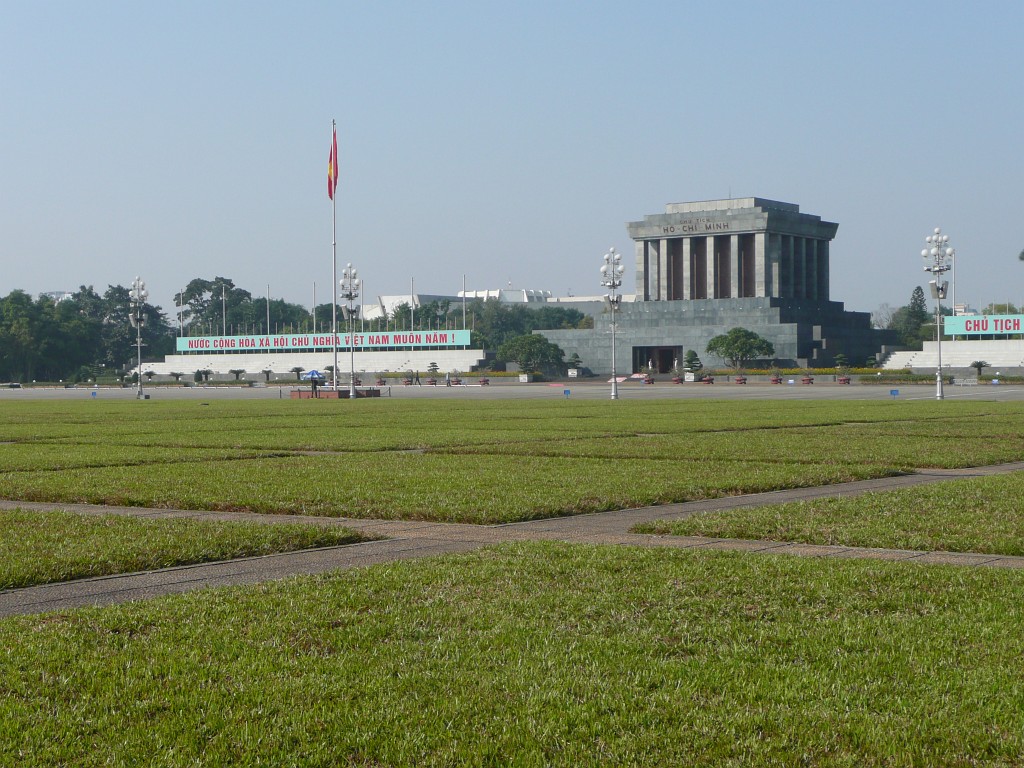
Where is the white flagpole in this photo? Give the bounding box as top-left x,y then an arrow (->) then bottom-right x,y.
331,119 -> 339,389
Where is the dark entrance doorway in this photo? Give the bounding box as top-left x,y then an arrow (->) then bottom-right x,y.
634,347 -> 679,374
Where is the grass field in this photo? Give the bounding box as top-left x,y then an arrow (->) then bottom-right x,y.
636,471 -> 1024,555
3,542 -> 1024,766
2,398 -> 1024,523
0,509 -> 367,590
4,398 -> 1024,765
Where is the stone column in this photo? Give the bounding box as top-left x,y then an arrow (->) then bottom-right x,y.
794,239 -> 802,299
706,237 -> 717,299
781,236 -> 793,299
755,232 -> 768,297
659,238 -> 671,301
681,238 -> 692,300
805,239 -> 818,301
634,240 -> 646,301
729,234 -> 740,299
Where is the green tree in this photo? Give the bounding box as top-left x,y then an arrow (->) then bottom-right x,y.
467,299 -> 590,351
683,350 -> 702,372
889,286 -> 932,348
705,328 -> 775,370
497,333 -> 565,374
981,302 -> 1018,315
971,360 -> 989,377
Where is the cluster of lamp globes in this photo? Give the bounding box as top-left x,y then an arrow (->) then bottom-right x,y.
601,248 -> 625,309
339,263 -> 361,320
922,228 -> 954,271
129,276 -> 148,328
922,228 -> 953,301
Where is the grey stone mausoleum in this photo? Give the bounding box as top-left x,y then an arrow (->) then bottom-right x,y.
541,198 -> 898,373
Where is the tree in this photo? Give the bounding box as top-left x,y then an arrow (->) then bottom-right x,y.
465,299 -> 591,351
170,372 -> 184,383
909,285 -> 928,317
290,366 -> 305,381
705,328 -> 775,370
981,302 -> 1018,315
496,333 -> 565,374
261,369 -> 273,382
971,360 -> 989,377
683,349 -> 702,372
872,303 -> 895,330
229,369 -> 246,381
889,286 -> 932,348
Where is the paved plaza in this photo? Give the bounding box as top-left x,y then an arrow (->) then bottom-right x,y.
2,379 -> 1022,403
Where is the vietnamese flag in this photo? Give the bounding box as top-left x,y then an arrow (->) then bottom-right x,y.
327,127 -> 338,200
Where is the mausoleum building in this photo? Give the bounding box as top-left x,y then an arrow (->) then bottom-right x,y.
541,198 -> 898,372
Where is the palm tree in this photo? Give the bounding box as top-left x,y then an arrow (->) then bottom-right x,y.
970,360 -> 989,378
229,369 -> 246,382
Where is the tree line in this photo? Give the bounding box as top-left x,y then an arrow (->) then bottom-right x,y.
0,277 -> 590,382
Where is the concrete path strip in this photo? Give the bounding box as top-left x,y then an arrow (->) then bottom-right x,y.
3,462 -> 1024,617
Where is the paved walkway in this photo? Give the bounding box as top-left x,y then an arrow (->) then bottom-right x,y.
4,462 -> 1024,617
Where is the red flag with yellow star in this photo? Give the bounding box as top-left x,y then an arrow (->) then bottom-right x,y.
327,127 -> 338,200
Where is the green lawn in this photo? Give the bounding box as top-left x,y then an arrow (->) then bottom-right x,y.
2,543 -> 1023,766
1,509 -> 369,589
2,398 -> 1023,523
636,471 -> 1024,555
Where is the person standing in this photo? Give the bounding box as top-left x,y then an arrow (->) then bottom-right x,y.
445,371 -> 451,387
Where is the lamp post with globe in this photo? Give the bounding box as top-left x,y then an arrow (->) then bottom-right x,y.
600,247 -> 625,400
129,277 -> 148,400
922,228 -> 954,401
339,263 -> 361,400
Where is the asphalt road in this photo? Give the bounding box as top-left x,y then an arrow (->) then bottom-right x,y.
2,380 -> 1022,402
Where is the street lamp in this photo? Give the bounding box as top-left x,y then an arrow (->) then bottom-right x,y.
921,228 -> 954,401
129,276 -> 148,400
339,262 -> 361,400
600,247 -> 625,400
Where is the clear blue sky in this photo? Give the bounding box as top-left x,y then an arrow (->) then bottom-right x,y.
2,1 -> 1021,317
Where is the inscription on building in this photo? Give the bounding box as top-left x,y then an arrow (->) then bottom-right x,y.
661,221 -> 731,234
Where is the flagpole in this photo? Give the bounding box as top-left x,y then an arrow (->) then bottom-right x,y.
331,119 -> 339,390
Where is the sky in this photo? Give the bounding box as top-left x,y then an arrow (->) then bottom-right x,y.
2,1 -> 1022,319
